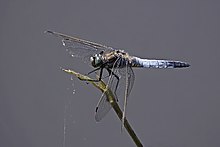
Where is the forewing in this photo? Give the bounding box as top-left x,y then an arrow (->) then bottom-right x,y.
94,57 -> 122,121
94,68 -> 121,122
95,92 -> 112,122
46,30 -> 114,64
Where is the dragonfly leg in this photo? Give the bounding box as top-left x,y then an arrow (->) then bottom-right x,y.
82,67 -> 103,82
106,68 -> 119,101
87,67 -> 101,75
98,67 -> 104,81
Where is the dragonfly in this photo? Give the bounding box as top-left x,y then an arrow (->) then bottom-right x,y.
46,30 -> 190,124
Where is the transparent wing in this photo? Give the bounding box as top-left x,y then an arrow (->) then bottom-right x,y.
120,64 -> 135,126
126,66 -> 135,98
46,30 -> 114,63
94,57 -> 135,122
117,64 -> 135,98
95,92 -> 112,122
95,57 -> 122,122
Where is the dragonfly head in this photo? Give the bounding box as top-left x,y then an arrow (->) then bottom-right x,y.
90,54 -> 103,67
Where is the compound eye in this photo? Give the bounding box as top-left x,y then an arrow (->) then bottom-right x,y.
90,56 -> 96,66
91,54 -> 103,67
90,56 -> 95,62
95,57 -> 101,65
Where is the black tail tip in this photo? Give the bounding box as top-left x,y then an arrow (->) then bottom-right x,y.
185,63 -> 190,67
174,62 -> 190,68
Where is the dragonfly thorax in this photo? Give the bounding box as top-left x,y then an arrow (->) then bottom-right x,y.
90,53 -> 104,67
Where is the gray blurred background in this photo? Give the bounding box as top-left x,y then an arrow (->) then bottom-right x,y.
1,0 -> 219,147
